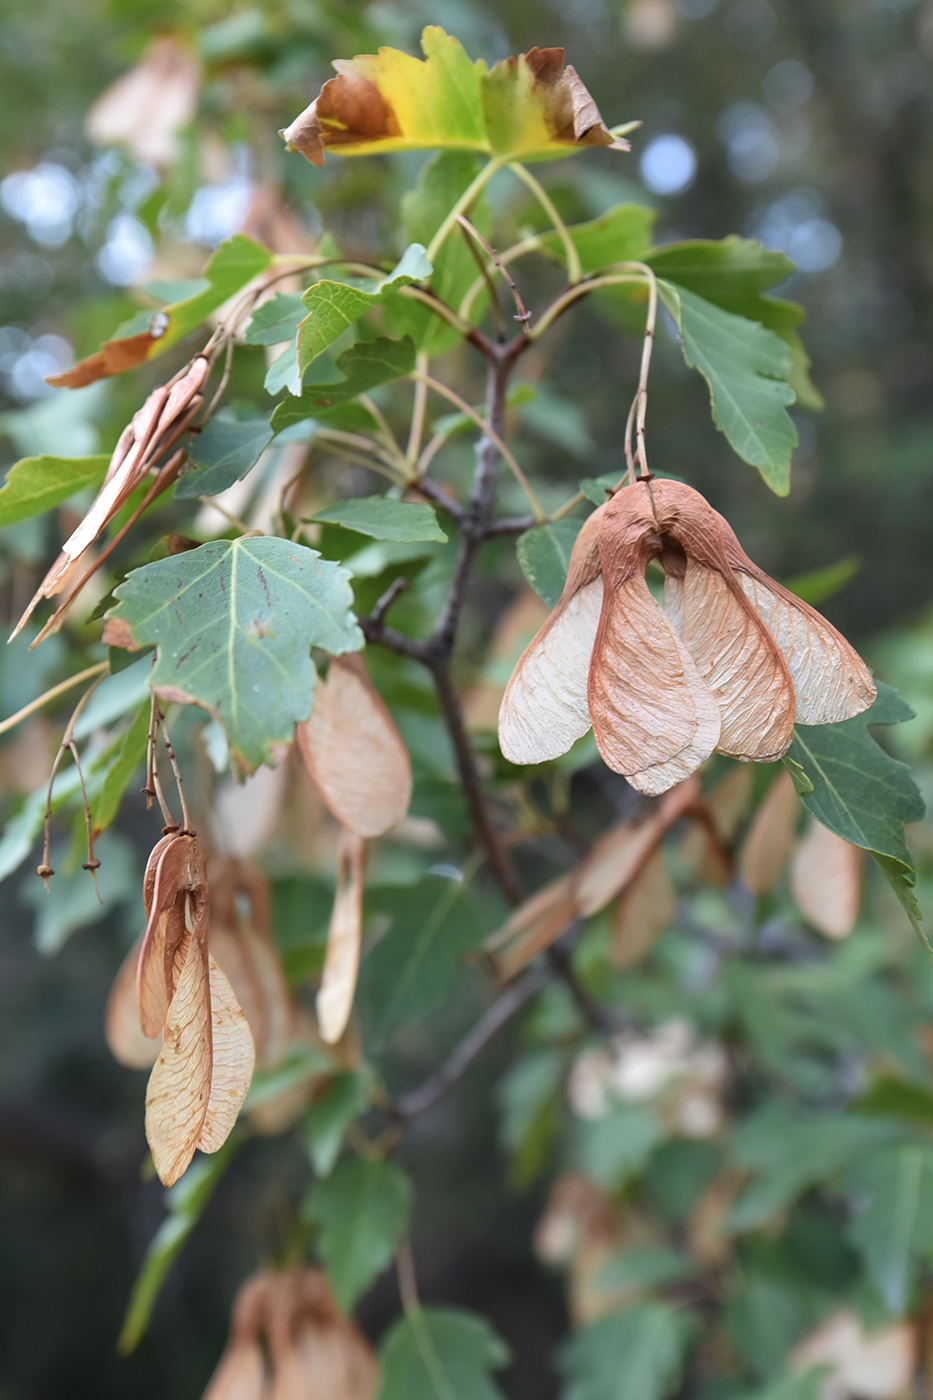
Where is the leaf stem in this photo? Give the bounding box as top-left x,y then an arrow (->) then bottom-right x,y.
425,156 -> 506,264
0,662 -> 109,737
406,352 -> 430,467
508,161 -> 583,286
529,270 -> 649,341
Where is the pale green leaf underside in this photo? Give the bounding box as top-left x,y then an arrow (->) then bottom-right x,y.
107,537 -> 362,774
516,519 -> 582,608
377,1307 -> 510,1400
309,496 -> 447,542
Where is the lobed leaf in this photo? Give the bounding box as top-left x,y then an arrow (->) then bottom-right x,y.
537,203 -> 656,274
658,281 -> 797,494
271,336 -> 416,432
308,496 -> 447,543
174,408 -> 273,499
105,537 -> 363,774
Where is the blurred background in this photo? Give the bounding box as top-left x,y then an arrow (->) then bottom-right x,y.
1,1 -> 931,1396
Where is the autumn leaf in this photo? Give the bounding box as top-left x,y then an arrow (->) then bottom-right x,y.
281,27 -> 631,167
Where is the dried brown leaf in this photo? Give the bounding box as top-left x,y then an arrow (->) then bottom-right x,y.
791,818 -> 862,939
790,1310 -> 916,1399
739,769 -> 801,894
499,505 -> 605,765
611,847 -> 676,969
316,831 -> 367,1045
297,655 -> 411,839
105,937 -> 160,1069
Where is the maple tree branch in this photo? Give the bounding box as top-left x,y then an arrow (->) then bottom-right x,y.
392,963 -> 550,1121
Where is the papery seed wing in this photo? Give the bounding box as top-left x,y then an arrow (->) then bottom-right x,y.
210,922 -> 269,1066
589,573 -> 720,794
791,819 -> 862,939
145,923 -> 212,1186
196,955 -> 255,1154
106,938 -> 160,1069
137,834 -> 204,1038
241,925 -> 294,1069
292,1321 -> 380,1400
611,848 -> 676,970
316,831 -> 367,1045
576,777 -> 698,914
499,504 -> 607,766
297,654 -> 411,838
666,559 -> 794,761
499,578 -> 603,764
713,513 -> 876,724
739,769 -> 800,894
201,1340 -> 267,1400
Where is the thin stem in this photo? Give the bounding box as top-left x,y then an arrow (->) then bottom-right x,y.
396,1243 -> 421,1314
509,161 -> 583,285
413,373 -> 545,521
199,496 -> 253,535
398,285 -> 489,350
425,157 -> 505,263
630,261 -> 658,481
393,964 -> 550,1120
432,659 -> 522,905
458,219 -> 507,337
359,394 -> 405,466
156,710 -> 192,834
529,271 -> 649,341
68,741 -> 102,901
410,470 -> 466,523
624,393 -> 638,486
0,662 -> 108,738
37,673 -> 107,887
455,215 -> 531,328
406,353 -> 430,466
458,233 -> 544,324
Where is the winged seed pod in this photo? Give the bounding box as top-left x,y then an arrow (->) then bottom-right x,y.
139,831 -> 255,1185
500,480 -> 875,795
296,653 -> 412,839
316,829 -> 367,1045
791,817 -> 862,939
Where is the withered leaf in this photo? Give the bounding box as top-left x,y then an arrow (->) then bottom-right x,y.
316,831 -> 367,1045
297,654 -> 412,838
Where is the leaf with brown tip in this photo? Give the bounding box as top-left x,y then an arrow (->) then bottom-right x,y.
499,505 -> 606,765
145,924 -> 212,1186
106,938 -> 160,1069
196,956 -> 255,1154
739,769 -> 800,894
791,818 -> 862,939
297,655 -> 411,838
316,832 -> 367,1045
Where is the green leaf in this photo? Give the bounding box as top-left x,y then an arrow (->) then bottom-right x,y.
516,519 -> 582,608
783,556 -> 861,607
574,1103 -> 666,1191
593,1246 -> 696,1298
174,407 -> 273,499
303,1070 -> 372,1177
118,1143 -> 234,1353
283,26 -> 626,165
560,1304 -> 694,1400
54,236 -> 273,386
0,454 -> 108,527
784,683 -> 926,944
497,1048 -> 566,1186
23,830 -> 137,955
853,1074 -> 933,1126
244,292 -> 307,346
377,1307 -> 510,1400
91,701 -> 150,836
308,497 -> 447,542
741,1375 -> 827,1400
360,876 -> 485,1048
271,337 -> 417,432
726,1104 -> 897,1233
538,204 -> 656,274
106,538 -> 362,774
297,245 -> 432,376
647,237 -> 820,409
658,281 -> 797,494
845,1143 -> 933,1313
302,1156 -> 412,1311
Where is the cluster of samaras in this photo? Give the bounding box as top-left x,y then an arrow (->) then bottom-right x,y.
500,480 -> 876,794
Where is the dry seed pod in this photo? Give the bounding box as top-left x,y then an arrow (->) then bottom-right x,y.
105,938 -> 160,1069
316,830 -> 367,1045
678,765 -> 753,886
790,1310 -> 916,1399
210,860 -> 293,1069
739,769 -> 801,895
500,480 -> 875,795
265,1270 -> 378,1400
791,818 -> 862,939
202,1272 -> 269,1400
611,847 -> 676,970
86,35 -> 200,169
297,654 -> 412,838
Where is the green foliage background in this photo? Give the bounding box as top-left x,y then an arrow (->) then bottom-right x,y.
1,1 -> 932,1398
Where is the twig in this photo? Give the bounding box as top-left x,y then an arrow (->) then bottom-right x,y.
458,218 -> 507,337
392,964 -> 550,1120
508,162 -> 583,286
486,514 -> 536,536
409,474 -> 466,524
37,673 -> 107,888
68,741 -> 102,902
425,156 -> 506,263
156,709 -> 192,834
0,662 -> 108,737
369,577 -> 409,629
455,215 -> 531,328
